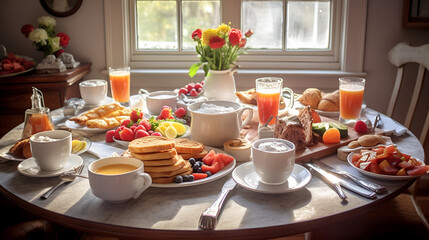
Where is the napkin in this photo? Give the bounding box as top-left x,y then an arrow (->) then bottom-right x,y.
88,142 -> 126,159
362,108 -> 407,136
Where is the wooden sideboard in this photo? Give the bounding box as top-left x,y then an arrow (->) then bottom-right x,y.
0,63 -> 91,138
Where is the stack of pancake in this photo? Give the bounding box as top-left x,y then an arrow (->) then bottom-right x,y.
173,138 -> 207,160
127,136 -> 194,184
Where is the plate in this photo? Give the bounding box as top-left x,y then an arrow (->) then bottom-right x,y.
0,56 -> 35,78
65,120 -> 114,134
232,162 -> 312,194
17,154 -> 83,178
72,136 -> 92,155
314,109 -> 339,118
347,152 -> 424,181
113,125 -> 191,148
151,146 -> 236,188
0,143 -> 25,162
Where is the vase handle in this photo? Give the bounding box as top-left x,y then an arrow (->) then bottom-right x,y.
238,106 -> 253,130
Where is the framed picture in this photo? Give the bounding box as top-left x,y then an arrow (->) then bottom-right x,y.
403,0 -> 429,28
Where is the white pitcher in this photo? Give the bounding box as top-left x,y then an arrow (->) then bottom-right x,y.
188,100 -> 253,147
203,69 -> 237,101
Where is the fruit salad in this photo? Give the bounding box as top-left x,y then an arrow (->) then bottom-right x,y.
351,145 -> 429,176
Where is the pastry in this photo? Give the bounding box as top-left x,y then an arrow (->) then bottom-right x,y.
357,135 -> 386,147
9,138 -> 32,158
298,88 -> 323,109
236,88 -> 286,109
318,90 -> 339,111
68,103 -> 131,128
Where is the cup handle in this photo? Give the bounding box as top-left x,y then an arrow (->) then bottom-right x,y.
133,172 -> 152,199
282,87 -> 294,109
238,107 -> 253,130
139,89 -> 149,100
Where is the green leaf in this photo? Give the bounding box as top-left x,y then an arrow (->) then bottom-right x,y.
203,64 -> 209,76
189,63 -> 202,78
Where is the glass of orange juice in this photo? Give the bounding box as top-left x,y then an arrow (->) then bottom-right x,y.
256,77 -> 283,126
339,77 -> 366,125
109,66 -> 130,106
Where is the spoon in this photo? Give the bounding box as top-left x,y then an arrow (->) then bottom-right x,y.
262,115 -> 274,127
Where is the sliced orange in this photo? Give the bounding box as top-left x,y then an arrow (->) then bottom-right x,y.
322,128 -> 341,143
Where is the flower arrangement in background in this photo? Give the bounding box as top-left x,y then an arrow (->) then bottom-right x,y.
21,16 -> 70,56
189,23 -> 253,77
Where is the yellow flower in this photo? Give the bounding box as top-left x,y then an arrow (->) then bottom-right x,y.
202,28 -> 218,46
217,23 -> 230,34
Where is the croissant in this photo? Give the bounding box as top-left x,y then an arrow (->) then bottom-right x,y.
298,88 -> 323,109
318,90 -> 339,111
69,103 -> 131,128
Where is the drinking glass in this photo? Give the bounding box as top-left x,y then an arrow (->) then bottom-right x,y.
109,66 -> 130,106
256,77 -> 283,126
338,77 -> 366,125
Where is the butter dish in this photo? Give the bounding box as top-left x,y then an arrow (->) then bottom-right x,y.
223,138 -> 251,162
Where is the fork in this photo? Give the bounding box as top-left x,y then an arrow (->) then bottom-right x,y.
199,178 -> 237,230
41,164 -> 84,199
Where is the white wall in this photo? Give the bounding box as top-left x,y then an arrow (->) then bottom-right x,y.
1,0 -> 428,140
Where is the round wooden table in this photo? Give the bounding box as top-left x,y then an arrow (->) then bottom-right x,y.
0,110 -> 425,239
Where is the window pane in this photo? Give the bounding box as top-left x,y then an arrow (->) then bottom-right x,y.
287,1 -> 331,49
136,0 -> 177,50
242,1 -> 284,49
182,1 -> 221,50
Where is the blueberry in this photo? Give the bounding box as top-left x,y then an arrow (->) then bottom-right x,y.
174,176 -> 183,183
193,164 -> 199,172
205,171 -> 212,177
197,167 -> 203,173
182,175 -> 189,182
188,175 -> 195,182
189,158 -> 196,166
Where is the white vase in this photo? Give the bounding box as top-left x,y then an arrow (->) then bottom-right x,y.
203,69 -> 237,101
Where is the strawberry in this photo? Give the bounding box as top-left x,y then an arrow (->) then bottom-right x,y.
130,125 -> 136,132
114,129 -> 121,140
105,130 -> 115,143
194,83 -> 203,90
120,127 -> 134,141
130,110 -> 143,122
134,124 -> 145,133
160,108 -> 171,119
178,88 -> 188,95
186,83 -> 195,92
121,119 -> 132,127
162,105 -> 172,111
174,107 -> 186,118
151,132 -> 162,137
139,119 -> 152,131
135,129 -> 149,139
354,120 -> 368,134
189,89 -> 198,97
192,173 -> 208,180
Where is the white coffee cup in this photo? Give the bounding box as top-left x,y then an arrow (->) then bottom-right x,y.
30,130 -> 72,171
139,89 -> 178,115
188,100 -> 253,147
88,157 -> 152,202
79,79 -> 108,105
252,138 -> 295,185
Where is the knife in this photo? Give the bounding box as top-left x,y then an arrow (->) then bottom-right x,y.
199,177 -> 237,229
304,162 -> 347,200
315,160 -> 387,194
306,162 -> 376,199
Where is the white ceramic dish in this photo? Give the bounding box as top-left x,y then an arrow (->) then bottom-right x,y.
314,109 -> 339,118
113,125 -> 191,148
336,136 -> 394,161
232,162 -> 311,194
17,154 -> 83,178
72,136 -> 92,155
347,152 -> 424,181
0,143 -> 24,162
151,147 -> 236,188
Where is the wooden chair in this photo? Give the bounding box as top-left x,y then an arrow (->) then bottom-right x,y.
387,42 -> 429,145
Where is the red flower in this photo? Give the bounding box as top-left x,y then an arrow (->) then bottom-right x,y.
209,36 -> 225,49
239,38 -> 247,48
55,49 -> 65,57
245,29 -> 254,38
192,29 -> 202,40
21,24 -> 34,38
56,32 -> 70,47
229,28 -> 242,46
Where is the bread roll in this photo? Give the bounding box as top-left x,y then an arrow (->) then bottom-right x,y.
298,88 -> 323,109
318,90 -> 339,111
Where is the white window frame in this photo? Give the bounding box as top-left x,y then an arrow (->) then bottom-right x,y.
104,0 -> 367,91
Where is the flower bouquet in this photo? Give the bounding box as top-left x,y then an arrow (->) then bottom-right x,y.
21,16 -> 70,56
189,23 -> 253,77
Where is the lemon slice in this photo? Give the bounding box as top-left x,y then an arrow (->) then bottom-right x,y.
170,122 -> 186,136
72,140 -> 87,153
164,126 -> 177,139
155,127 -> 165,136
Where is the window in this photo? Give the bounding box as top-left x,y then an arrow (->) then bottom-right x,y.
104,0 -> 367,87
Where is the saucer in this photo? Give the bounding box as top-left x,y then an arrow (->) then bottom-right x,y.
17,154 -> 83,178
232,162 -> 312,194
